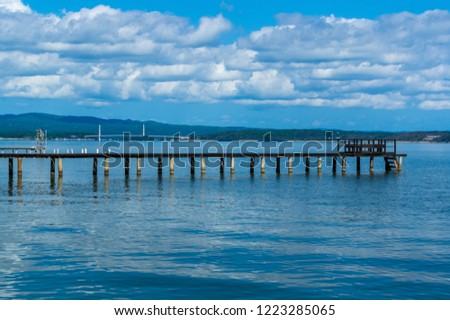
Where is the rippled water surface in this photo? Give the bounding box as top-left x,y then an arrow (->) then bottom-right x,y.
0,141 -> 449,299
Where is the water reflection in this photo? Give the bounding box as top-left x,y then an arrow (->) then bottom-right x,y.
17,174 -> 22,197
8,176 -> 13,196
104,175 -> 109,193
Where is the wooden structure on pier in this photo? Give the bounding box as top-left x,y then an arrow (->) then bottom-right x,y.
1,139 -> 406,179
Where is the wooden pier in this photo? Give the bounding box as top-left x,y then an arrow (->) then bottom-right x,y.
1,139 -> 406,179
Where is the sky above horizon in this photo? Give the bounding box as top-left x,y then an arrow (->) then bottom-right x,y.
0,0 -> 450,130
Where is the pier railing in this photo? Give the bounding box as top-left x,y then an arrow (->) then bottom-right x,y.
338,139 -> 397,156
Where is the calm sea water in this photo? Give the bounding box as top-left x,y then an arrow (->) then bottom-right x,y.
0,141 -> 449,299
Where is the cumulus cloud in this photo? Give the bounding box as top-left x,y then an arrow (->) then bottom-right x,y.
0,1 -> 450,111
0,0 -> 30,13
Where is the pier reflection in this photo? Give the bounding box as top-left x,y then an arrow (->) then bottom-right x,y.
17,174 -> 22,197
92,175 -> 98,193
104,175 -> 109,193
8,176 -> 13,196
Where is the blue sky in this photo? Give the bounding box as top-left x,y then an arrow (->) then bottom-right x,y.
1,0 -> 450,130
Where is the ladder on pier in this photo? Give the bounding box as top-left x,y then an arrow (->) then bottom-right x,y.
384,156 -> 398,171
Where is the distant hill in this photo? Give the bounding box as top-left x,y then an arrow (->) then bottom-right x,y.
0,113 -> 245,139
0,113 -> 448,142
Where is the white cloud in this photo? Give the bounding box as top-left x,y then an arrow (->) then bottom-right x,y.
239,70 -> 296,98
0,4 -> 449,111
418,100 -> 450,110
0,0 -> 30,13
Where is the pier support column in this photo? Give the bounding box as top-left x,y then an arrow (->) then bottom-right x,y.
250,157 -> 255,175
230,157 -> 235,175
318,157 -> 322,174
356,157 -> 361,174
137,157 -> 142,176
58,158 -> 63,178
93,158 -> 98,176
342,157 -> 347,174
384,158 -> 391,172
305,157 -> 310,174
158,157 -> 163,176
260,157 -> 265,175
124,157 -> 130,176
288,157 -> 293,175
369,156 -> 374,172
104,158 -> 110,176
190,157 -> 195,176
17,157 -> 23,177
276,157 -> 281,175
200,157 -> 206,175
8,157 -> 13,177
397,156 -> 403,172
220,157 -> 225,174
50,158 -> 55,177
170,156 -> 175,176
332,157 -> 337,174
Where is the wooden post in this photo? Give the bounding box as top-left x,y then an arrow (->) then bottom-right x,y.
17,157 -> 23,177
317,157 -> 322,174
158,157 -> 163,176
93,158 -> 98,176
356,157 -> 361,174
201,157 -> 206,175
305,157 -> 310,174
104,158 -> 109,176
220,157 -> 225,174
58,158 -> 63,178
276,157 -> 281,174
260,157 -> 265,174
250,157 -> 255,174
8,157 -> 13,177
332,157 -> 337,174
230,157 -> 235,174
124,157 -> 130,176
190,157 -> 195,175
369,156 -> 374,172
342,157 -> 347,174
170,156 -> 175,175
50,158 -> 55,177
137,157 -> 142,176
288,157 -> 293,174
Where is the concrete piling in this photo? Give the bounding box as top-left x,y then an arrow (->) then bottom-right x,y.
220,157 -> 225,174
276,157 -> 281,175
190,157 -> 195,175
93,158 -> 98,176
342,157 -> 347,174
124,157 -> 130,176
356,157 -> 361,174
230,157 -> 235,174
137,157 -> 142,176
104,158 -> 109,176
332,157 -> 337,174
50,158 -> 55,177
58,158 -> 63,178
170,156 -> 175,175
8,157 -> 13,177
158,157 -> 163,176
250,157 -> 255,174
288,157 -> 293,174
201,157 -> 206,175
260,157 -> 265,175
